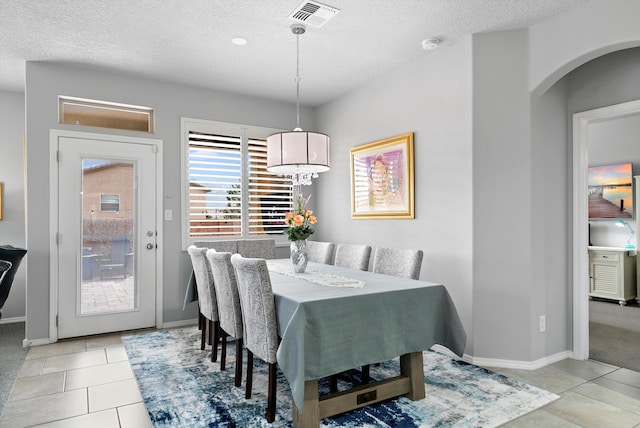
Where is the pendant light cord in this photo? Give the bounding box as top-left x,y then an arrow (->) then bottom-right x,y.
265,23 -> 330,184
290,24 -> 305,131
295,30 -> 301,131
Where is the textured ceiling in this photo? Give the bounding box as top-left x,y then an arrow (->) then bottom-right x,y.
0,0 -> 588,106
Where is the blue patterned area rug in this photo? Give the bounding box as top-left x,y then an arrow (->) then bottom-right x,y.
122,327 -> 558,427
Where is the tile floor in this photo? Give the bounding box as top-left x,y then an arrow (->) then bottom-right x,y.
3,332 -> 640,427
1,333 -> 151,428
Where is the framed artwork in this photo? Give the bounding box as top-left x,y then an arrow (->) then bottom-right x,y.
350,132 -> 414,219
588,162 -> 633,219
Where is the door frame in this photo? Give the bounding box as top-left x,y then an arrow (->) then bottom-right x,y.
49,129 -> 164,342
572,99 -> 640,359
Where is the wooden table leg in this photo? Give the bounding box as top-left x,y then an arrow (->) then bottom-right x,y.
400,351 -> 425,400
293,352 -> 424,427
292,379 -> 320,428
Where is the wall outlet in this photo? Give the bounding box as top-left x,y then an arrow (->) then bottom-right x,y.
539,315 -> 546,333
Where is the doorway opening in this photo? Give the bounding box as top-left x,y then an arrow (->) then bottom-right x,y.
573,99 -> 640,368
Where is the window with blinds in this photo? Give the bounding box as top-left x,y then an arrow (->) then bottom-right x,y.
183,119 -> 292,243
247,138 -> 293,236
188,132 -> 242,238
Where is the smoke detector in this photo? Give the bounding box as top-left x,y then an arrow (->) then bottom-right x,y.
288,1 -> 340,28
422,38 -> 442,50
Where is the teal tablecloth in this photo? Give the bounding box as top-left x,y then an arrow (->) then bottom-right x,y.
267,259 -> 467,410
182,271 -> 198,311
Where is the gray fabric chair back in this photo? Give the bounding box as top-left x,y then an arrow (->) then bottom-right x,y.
187,245 -> 218,321
206,250 -> 243,340
237,239 -> 276,259
334,243 -> 372,271
373,247 -> 424,280
230,254 -> 278,364
306,241 -> 335,264
194,240 -> 238,253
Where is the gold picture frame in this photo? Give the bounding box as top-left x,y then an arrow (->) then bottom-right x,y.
350,133 -> 414,219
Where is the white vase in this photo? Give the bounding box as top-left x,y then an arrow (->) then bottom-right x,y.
290,240 -> 309,273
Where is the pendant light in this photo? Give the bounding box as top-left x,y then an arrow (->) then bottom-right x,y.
266,24 -> 330,186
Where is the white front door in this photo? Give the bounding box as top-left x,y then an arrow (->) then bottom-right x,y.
56,134 -> 158,338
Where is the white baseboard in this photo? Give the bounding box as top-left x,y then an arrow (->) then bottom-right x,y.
161,318 -> 198,329
22,337 -> 53,348
466,350 -> 574,370
430,345 -> 574,371
19,320 -> 198,348
0,316 -> 26,324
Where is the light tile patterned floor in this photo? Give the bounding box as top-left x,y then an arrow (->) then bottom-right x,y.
4,331 -> 640,427
1,333 -> 151,428
497,360 -> 640,427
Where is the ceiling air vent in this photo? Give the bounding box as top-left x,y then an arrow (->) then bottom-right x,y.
288,1 -> 340,28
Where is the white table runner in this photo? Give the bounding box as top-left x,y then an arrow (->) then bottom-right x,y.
267,261 -> 365,288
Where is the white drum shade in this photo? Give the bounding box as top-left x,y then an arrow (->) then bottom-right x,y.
266,131 -> 330,175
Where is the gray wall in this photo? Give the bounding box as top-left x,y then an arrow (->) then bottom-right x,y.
313,27 -> 572,362
314,37 -> 475,353
472,30 -> 539,361
567,48 -> 640,114
24,62 -> 312,341
0,90 -> 26,320
314,13 -> 640,362
531,78 -> 570,360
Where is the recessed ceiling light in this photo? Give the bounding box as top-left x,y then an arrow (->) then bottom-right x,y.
231,37 -> 247,46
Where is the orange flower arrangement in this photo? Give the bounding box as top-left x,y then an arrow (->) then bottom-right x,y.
284,191 -> 317,241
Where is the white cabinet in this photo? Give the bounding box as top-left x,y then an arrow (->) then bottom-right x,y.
588,247 -> 636,305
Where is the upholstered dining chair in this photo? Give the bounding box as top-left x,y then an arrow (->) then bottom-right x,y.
372,247 -> 424,280
230,254 -> 279,423
205,250 -> 244,387
237,238 -> 276,259
187,245 -> 220,362
360,246 -> 425,385
194,240 -> 238,253
333,243 -> 372,271
306,240 -> 335,264
189,240 -> 237,333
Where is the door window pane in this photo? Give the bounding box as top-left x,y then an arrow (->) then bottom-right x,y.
81,160 -> 135,314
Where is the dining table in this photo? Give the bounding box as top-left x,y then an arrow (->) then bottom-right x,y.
265,258 -> 466,428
